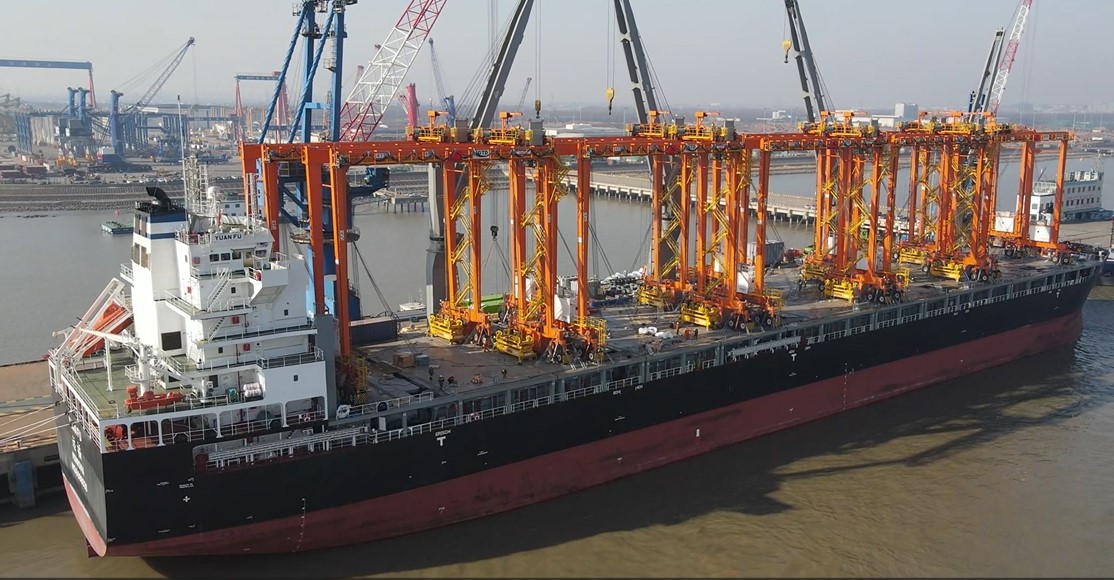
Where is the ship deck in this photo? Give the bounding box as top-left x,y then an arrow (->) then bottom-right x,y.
54,250 -> 1095,416
356,252 -> 1087,402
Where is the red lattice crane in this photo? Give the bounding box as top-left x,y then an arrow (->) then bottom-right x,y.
338,0 -> 445,141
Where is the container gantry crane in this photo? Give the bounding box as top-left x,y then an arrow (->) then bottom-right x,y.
232,73 -> 290,143
241,113 -> 1070,362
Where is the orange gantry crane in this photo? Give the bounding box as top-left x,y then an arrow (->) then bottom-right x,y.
240,110 -> 1072,364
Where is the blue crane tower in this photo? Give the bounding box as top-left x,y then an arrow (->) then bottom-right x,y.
427,38 -> 456,124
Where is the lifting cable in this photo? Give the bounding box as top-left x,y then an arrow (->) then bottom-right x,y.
352,243 -> 393,318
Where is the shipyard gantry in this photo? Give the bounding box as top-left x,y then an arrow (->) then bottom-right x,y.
241,110 -> 1073,371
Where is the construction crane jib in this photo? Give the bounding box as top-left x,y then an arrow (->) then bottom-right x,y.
339,0 -> 446,141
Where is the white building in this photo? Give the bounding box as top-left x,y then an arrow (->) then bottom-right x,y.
1031,169 -> 1107,223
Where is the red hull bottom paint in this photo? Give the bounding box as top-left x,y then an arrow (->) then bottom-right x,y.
70,310 -> 1083,557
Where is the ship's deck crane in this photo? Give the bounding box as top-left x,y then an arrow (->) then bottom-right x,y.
427,38 -> 456,124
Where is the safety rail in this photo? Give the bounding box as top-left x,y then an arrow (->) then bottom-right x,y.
201,426 -> 367,469
648,363 -> 695,382
200,320 -> 314,345
604,375 -> 642,390
344,391 -> 435,418
120,263 -> 133,280
163,290 -> 250,317
259,348 -> 324,369
509,395 -> 555,413
175,227 -> 268,246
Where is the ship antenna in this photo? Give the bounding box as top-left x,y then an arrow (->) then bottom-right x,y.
177,94 -> 188,213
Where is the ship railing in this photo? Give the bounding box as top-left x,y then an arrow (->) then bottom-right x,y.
647,363 -> 695,382
59,363 -> 120,421
345,391 -> 435,418
201,320 -> 314,345
563,384 -> 600,401
848,324 -> 871,336
119,263 -> 133,280
201,426 -> 366,470
259,348 -> 324,369
699,358 -> 717,370
604,375 -> 643,390
509,394 -> 556,413
163,291 -> 199,315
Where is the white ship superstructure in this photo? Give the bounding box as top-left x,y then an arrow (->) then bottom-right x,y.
49,158 -> 330,456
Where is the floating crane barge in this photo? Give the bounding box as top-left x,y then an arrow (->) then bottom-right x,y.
51,111 -> 1102,557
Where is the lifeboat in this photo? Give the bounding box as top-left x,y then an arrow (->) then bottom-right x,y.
124,384 -> 185,412
76,302 -> 134,357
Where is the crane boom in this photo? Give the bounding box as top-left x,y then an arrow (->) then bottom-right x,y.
427,38 -> 456,123
126,37 -> 195,113
340,0 -> 445,140
613,0 -> 659,124
469,0 -> 534,130
515,77 -> 532,113
783,0 -> 827,123
987,0 -> 1033,116
968,28 -> 1005,117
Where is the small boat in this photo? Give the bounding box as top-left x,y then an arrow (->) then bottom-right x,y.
101,220 -> 133,235
398,299 -> 425,312
123,385 -> 186,412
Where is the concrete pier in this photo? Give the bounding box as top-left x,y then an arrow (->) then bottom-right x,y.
0,361 -> 60,508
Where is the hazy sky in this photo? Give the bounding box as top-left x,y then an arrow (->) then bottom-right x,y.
1,0 -> 1109,115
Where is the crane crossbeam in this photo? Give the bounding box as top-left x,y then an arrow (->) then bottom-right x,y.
0,59 -> 96,108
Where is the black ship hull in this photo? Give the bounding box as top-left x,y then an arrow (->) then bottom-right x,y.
59,266 -> 1096,556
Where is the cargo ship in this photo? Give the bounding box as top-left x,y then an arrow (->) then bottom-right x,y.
50,125 -> 1103,557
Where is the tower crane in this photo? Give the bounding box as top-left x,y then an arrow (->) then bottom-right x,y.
782,0 -> 827,123
339,0 -> 446,140
427,38 -> 456,123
